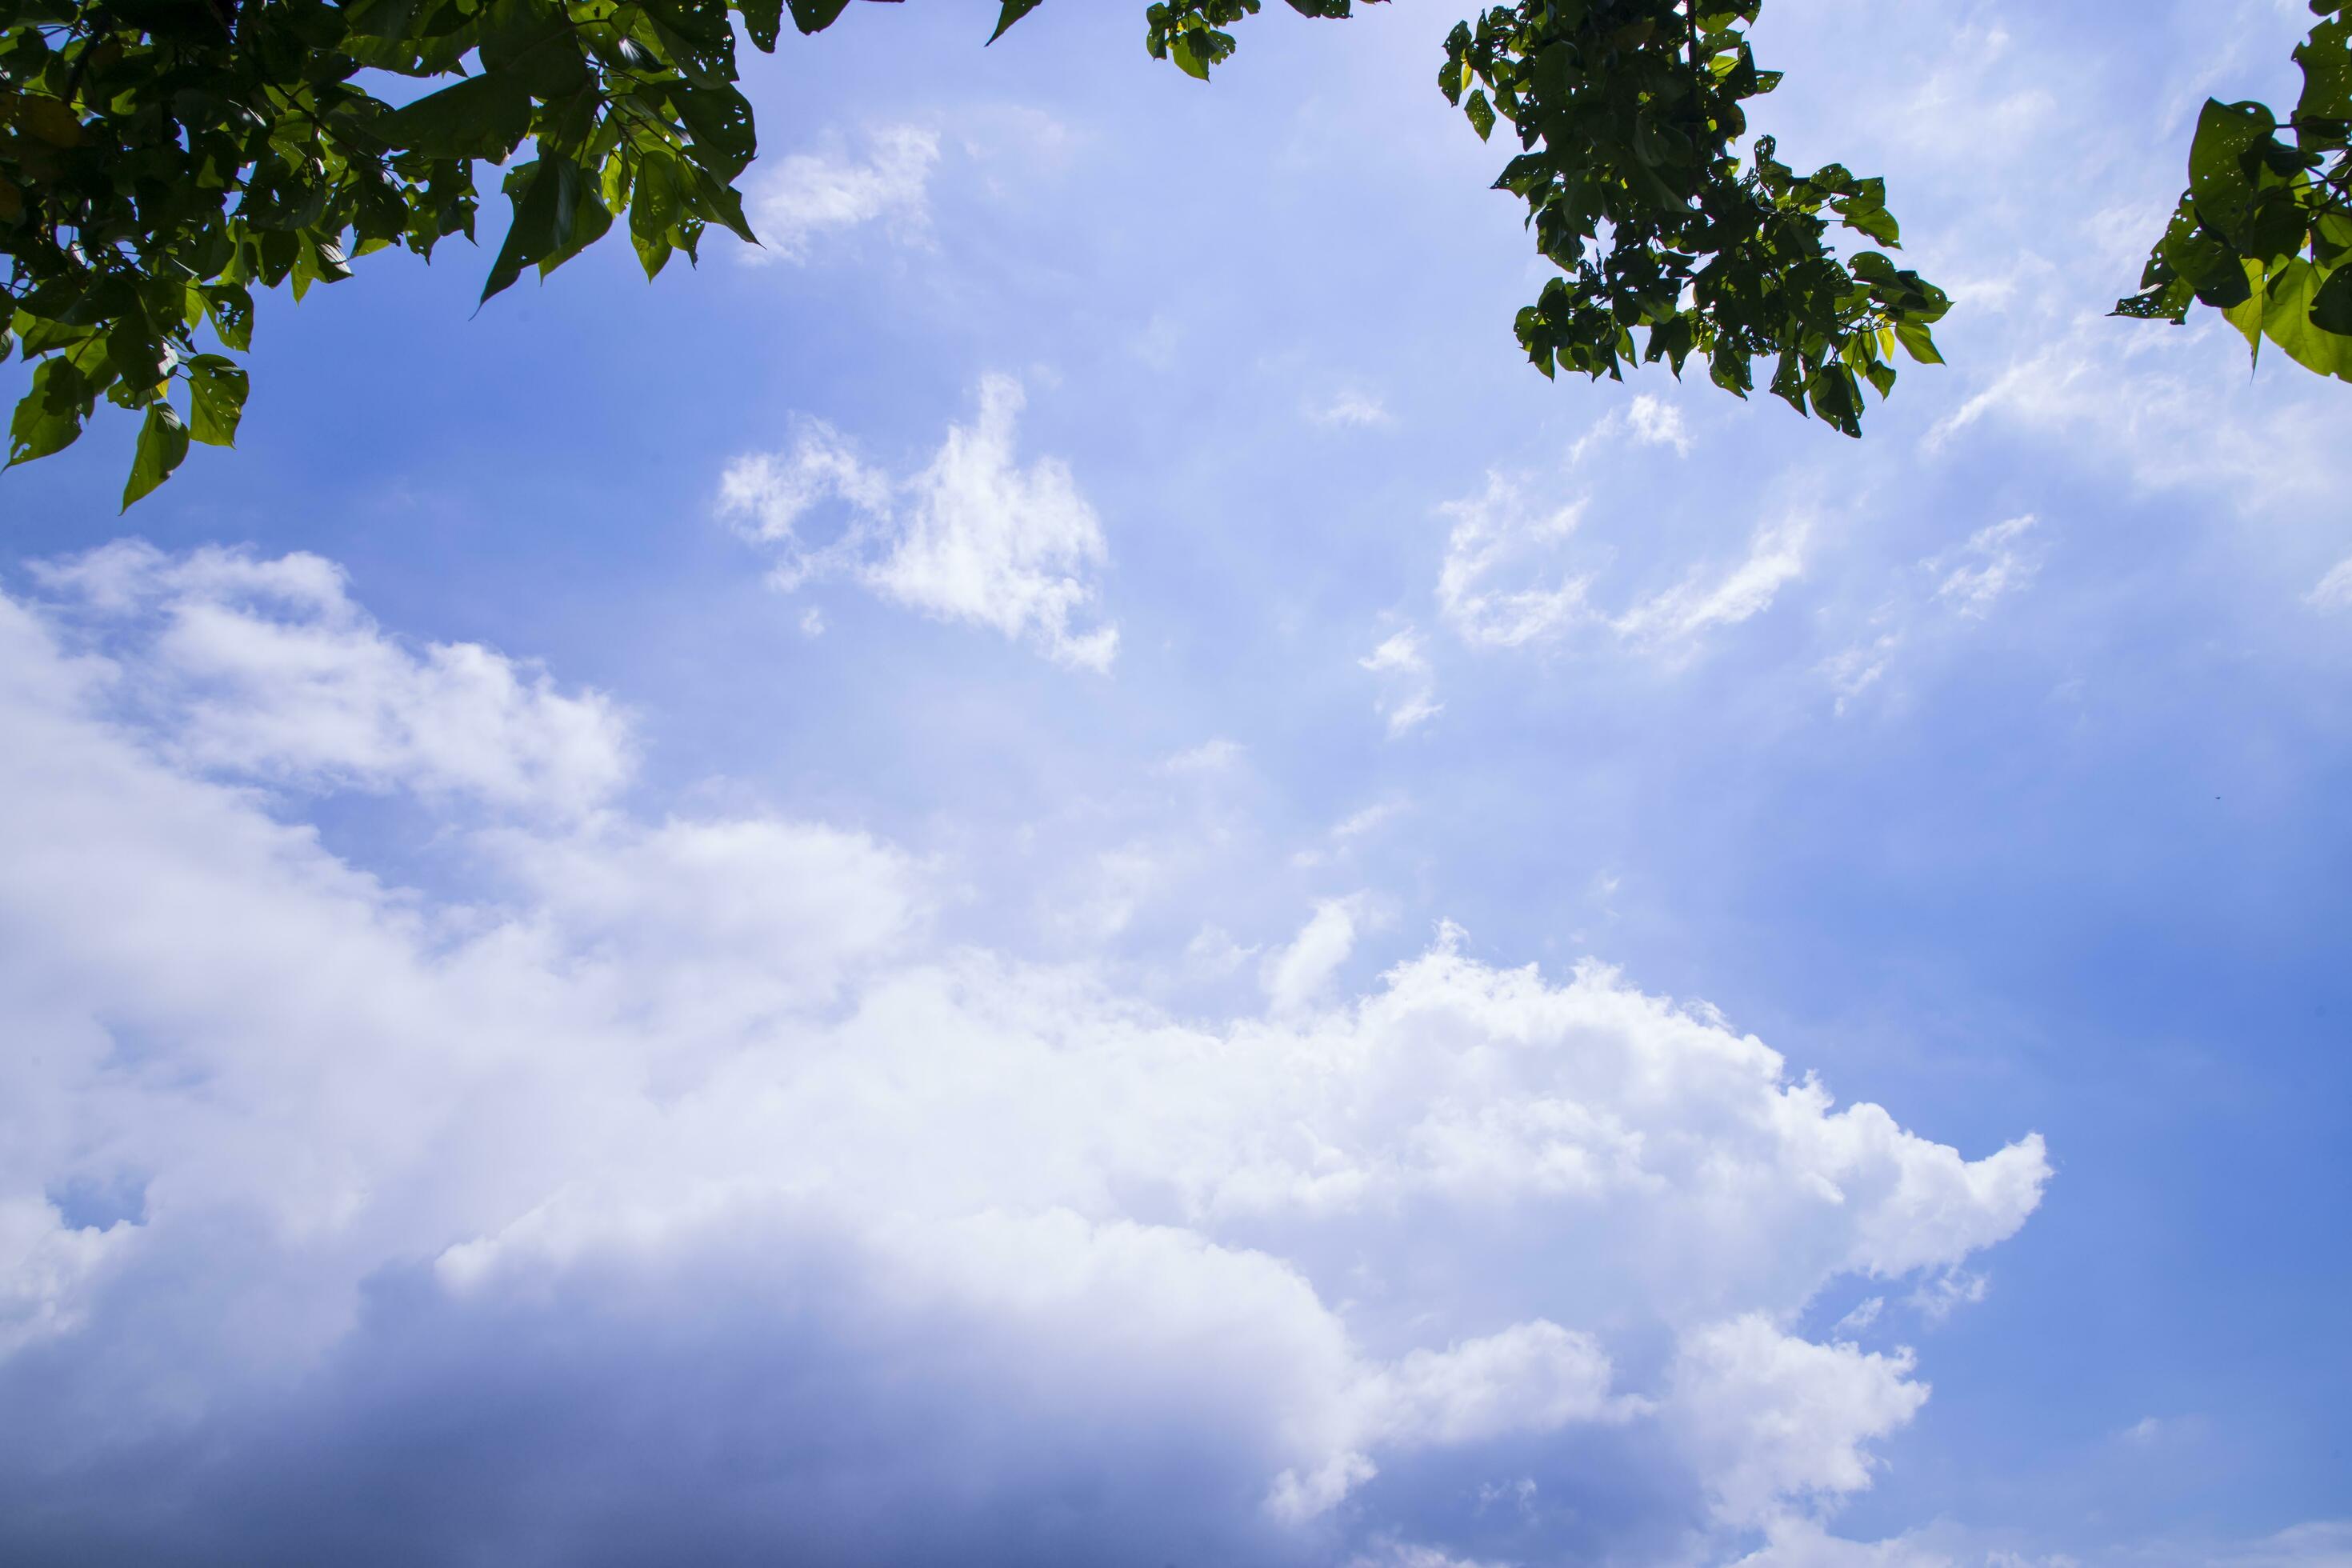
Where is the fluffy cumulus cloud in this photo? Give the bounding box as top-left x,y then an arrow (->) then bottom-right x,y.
720,375 -> 1118,669
26,540 -> 632,816
0,552 -> 2051,1565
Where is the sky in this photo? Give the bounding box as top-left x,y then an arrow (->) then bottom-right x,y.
2,0 -> 2350,1564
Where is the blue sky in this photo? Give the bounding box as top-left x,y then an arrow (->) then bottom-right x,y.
2,0 -> 2349,1563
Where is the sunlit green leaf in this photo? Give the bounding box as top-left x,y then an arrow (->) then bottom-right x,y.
188,355 -> 249,446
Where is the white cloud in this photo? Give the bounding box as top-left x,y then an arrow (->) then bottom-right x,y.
871,377 -> 1117,669
1823,633 -> 1902,717
2307,556 -> 2352,611
29,541 -> 631,818
1161,737 -> 1245,774
1293,799 -> 1407,870
1921,306 -> 2351,519
1330,799 -> 1403,843
1348,1538 -> 1513,1568
1610,515 -> 1814,650
1434,471 -> 1808,657
1628,394 -> 1694,454
1834,1296 -> 1886,1335
1308,389 -> 1394,430
1356,1319 -> 1641,1446
1436,473 -> 1589,649
2207,1520 -> 2352,1566
1934,515 -> 2042,618
1566,394 -> 1694,465
482,815 -> 929,1030
746,123 -> 938,262
1910,1267 -> 1990,1323
1261,896 -> 1362,1014
718,420 -> 893,573
1184,922 -> 1258,978
720,377 -> 1118,670
1673,1316 -> 1930,1528
1822,514 -> 2046,718
0,557 -> 2053,1563
1728,1516 -> 1964,1566
1362,626 -> 1442,735
1058,845 -> 1160,942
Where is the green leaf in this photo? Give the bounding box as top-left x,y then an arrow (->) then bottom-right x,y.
481,156 -> 576,302
1834,196 -> 1901,246
541,177 -> 614,277
14,93 -> 83,146
630,148 -> 683,277
673,86 -> 758,178
2310,262 -> 2352,333
105,317 -> 172,389
122,401 -> 190,510
2220,258 -> 2269,359
188,355 -> 249,446
2186,99 -> 2274,239
8,362 -> 90,467
737,0 -> 785,50
378,73 -> 534,161
200,286 -> 255,352
682,160 -> 758,243
786,0 -> 852,33
2261,257 -> 2352,378
990,0 -> 1044,42
1465,88 -> 1495,141
2296,17 -> 2351,122
478,0 -> 592,98
641,0 -> 733,52
1892,317 -> 1943,365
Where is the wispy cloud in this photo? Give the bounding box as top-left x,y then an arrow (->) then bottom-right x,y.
1362,626 -> 1442,735
2307,555 -> 2352,612
1608,515 -> 1813,650
746,123 -> 939,262
1307,388 -> 1394,430
1435,470 -> 1808,658
720,376 -> 1118,670
1437,474 -> 1589,650
1934,514 -> 2042,618
1568,393 -> 1694,464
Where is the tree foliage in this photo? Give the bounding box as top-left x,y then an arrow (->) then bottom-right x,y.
2118,2 -> 2352,384
1436,2 -> 1946,437
2,0 -> 816,506
10,0 -> 2325,511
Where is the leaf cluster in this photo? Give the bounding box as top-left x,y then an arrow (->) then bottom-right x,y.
2116,2 -> 2352,384
1438,0 -> 1946,437
5,0 -> 1949,514
1140,0 -> 1374,82
0,0 -> 887,506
